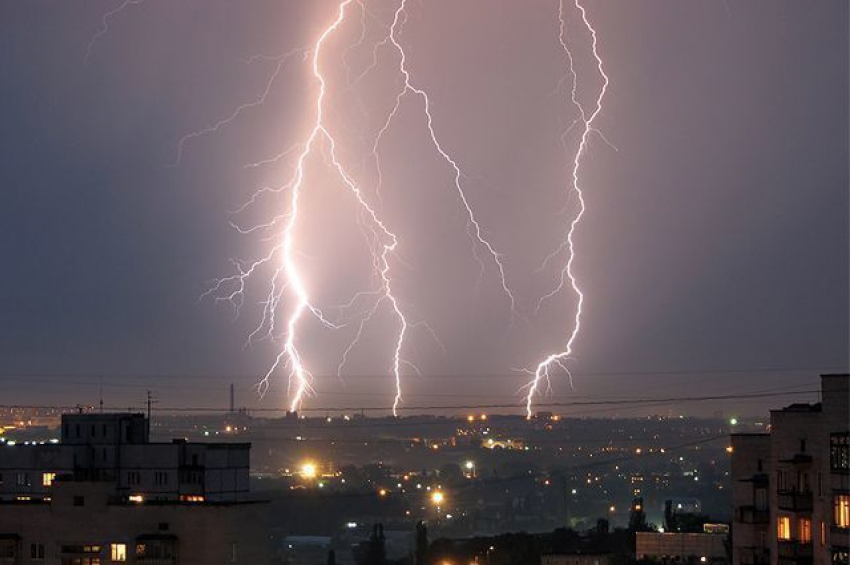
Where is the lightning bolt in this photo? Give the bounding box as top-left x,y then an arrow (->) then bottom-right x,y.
376,0 -> 518,317
524,0 -> 609,418
92,0 -> 601,417
85,0 -> 144,66
198,0 -> 421,416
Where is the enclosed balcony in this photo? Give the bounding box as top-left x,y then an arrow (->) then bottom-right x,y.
738,505 -> 769,524
777,490 -> 813,512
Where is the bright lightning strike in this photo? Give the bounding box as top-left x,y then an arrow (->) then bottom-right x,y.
198,0 -> 423,416
90,1 -> 610,417
198,0 -> 520,416
524,0 -> 610,419
379,0 -> 519,317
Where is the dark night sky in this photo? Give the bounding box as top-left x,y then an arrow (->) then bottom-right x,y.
0,1 -> 847,415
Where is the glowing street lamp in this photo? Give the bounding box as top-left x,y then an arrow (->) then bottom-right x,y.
300,462 -> 318,479
431,491 -> 445,506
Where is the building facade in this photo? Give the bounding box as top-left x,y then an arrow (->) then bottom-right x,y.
635,531 -> 728,563
0,413 -> 249,503
731,374 -> 849,565
0,413 -> 268,564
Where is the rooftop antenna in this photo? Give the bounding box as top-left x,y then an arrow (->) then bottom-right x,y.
230,383 -> 235,414
99,376 -> 104,413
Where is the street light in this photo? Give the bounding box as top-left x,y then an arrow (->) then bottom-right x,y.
431,491 -> 445,505
300,462 -> 317,479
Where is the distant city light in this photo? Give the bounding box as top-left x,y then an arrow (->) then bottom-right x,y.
729,418 -> 738,426
431,491 -> 445,505
300,462 -> 318,479
465,461 -> 474,470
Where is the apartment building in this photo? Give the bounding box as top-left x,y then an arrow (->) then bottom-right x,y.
0,413 -> 269,564
0,413 -> 249,503
731,374 -> 849,565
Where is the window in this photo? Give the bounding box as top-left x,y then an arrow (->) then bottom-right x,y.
154,472 -> 169,486
778,516 -> 792,540
831,433 -> 849,472
0,472 -> 3,486
110,543 -> 126,562
231,542 -> 237,562
835,494 -> 850,528
42,472 -> 56,487
127,471 -> 141,486
73,495 -> 85,507
821,521 -> 826,547
799,472 -> 810,492
30,543 -> 45,560
16,472 -> 30,487
834,550 -> 850,564
799,518 -> 811,543
755,487 -> 768,511
777,470 -> 789,491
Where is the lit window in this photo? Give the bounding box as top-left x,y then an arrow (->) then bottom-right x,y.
778,516 -> 792,540
128,494 -> 144,503
42,473 -> 56,487
835,495 -> 850,528
179,495 -> 204,502
821,521 -> 827,546
110,543 -> 127,562
799,518 -> 811,543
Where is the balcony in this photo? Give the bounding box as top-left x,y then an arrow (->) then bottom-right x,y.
778,541 -> 813,564
831,525 -> 849,549
738,506 -> 769,524
738,547 -> 769,565
777,490 -> 813,512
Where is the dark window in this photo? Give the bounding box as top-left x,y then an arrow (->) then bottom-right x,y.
800,439 -> 806,453
75,424 -> 80,437
831,433 -> 850,472
757,459 -> 763,472
73,496 -> 85,507
192,454 -> 199,466
158,522 -> 169,531
102,423 -> 107,437
755,487 -> 768,511
91,424 -> 96,437
30,543 -> 44,560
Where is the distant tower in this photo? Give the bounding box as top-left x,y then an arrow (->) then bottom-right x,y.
229,384 -> 235,414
